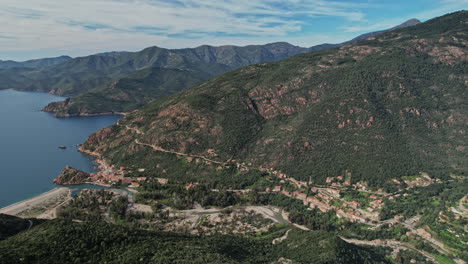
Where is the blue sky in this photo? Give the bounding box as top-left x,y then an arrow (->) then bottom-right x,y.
0,0 -> 467,61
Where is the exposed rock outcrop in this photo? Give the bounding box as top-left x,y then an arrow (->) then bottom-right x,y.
42,98 -> 75,117
53,165 -> 90,185
42,98 -> 114,117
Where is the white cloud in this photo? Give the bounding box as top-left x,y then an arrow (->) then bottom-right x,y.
413,0 -> 468,21
0,0 -> 367,60
1,0 -> 466,60
343,0 -> 468,34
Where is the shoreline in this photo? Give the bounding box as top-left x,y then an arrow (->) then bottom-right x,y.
54,112 -> 127,118
43,109 -> 128,118
0,89 -> 124,218
0,187 -> 62,211
0,187 -> 70,217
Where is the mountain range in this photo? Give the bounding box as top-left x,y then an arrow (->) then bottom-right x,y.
0,56 -> 72,69
0,19 -> 420,117
0,11 -> 466,264
82,11 -> 467,186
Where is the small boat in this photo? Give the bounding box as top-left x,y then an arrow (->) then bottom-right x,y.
58,145 -> 67,149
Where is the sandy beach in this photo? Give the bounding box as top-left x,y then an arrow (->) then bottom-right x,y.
0,187 -> 70,217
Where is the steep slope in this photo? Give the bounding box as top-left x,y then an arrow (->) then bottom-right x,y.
2,19 -> 420,116
309,18 -> 421,51
0,214 -> 41,240
43,66 -> 210,116
8,43 -> 308,116
83,11 -> 467,186
0,43 -> 309,96
0,56 -> 72,69
342,18 -> 421,44
0,219 -> 387,264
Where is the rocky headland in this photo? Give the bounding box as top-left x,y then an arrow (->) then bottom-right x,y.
53,165 -> 91,185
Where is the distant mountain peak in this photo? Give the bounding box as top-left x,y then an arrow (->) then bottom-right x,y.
335,17 -> 421,46
391,18 -> 421,29
0,55 -> 72,69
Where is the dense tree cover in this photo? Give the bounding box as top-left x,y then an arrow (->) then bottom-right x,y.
109,196 -> 130,220
257,194 -> 344,231
136,182 -> 241,210
105,145 -> 268,189
345,224 -> 409,241
85,11 -> 468,187
394,249 -> 434,264
0,55 -> 72,69
0,214 -> 44,240
381,180 -> 467,220
0,43 -> 311,115
45,66 -> 209,116
0,219 -> 390,264
57,190 -> 113,221
0,220 -> 270,264
273,229 -> 389,264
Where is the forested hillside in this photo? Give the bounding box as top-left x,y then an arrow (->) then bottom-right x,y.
43,66 -> 209,116
0,19 -> 419,116
83,11 -> 467,186
0,56 -> 72,69
0,43 -> 309,116
0,218 -> 387,264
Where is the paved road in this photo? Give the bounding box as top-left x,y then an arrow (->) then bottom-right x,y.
27,220 -> 33,230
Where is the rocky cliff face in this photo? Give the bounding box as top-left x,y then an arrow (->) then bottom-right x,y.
53,165 -> 91,185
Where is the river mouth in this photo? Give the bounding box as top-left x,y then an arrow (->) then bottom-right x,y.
0,89 -> 122,208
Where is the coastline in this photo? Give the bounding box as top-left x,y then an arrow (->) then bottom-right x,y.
43,109 -> 127,118
55,112 -> 127,118
78,146 -> 101,158
0,187 -> 70,217
0,90 -> 124,219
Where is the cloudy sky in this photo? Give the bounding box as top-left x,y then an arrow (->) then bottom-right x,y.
1,0 -> 467,61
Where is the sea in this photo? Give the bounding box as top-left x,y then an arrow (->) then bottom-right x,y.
0,90 -> 122,208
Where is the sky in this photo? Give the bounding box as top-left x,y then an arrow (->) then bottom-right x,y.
1,0 -> 467,61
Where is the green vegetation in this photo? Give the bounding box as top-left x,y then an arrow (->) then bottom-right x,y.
1,11 -> 466,264
0,219 -> 389,264
342,190 -> 370,207
101,146 -> 268,189
85,11 -> 467,187
381,179 -> 467,261
0,214 -> 43,240
394,249 -> 434,264
257,194 -> 344,231
0,43 -> 311,115
434,254 -> 457,264
136,182 -> 241,210
45,66 -> 210,116
346,224 -> 409,241
381,180 -> 467,219
273,229 -> 388,264
0,55 -> 71,69
57,190 -> 113,221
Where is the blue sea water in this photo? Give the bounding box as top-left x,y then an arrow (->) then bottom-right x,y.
0,90 -> 121,208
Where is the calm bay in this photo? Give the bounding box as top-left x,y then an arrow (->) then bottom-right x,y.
0,90 -> 121,208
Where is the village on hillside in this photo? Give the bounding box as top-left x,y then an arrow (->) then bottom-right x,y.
87,154 -> 442,227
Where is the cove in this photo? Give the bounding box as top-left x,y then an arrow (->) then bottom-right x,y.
0,90 -> 121,208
